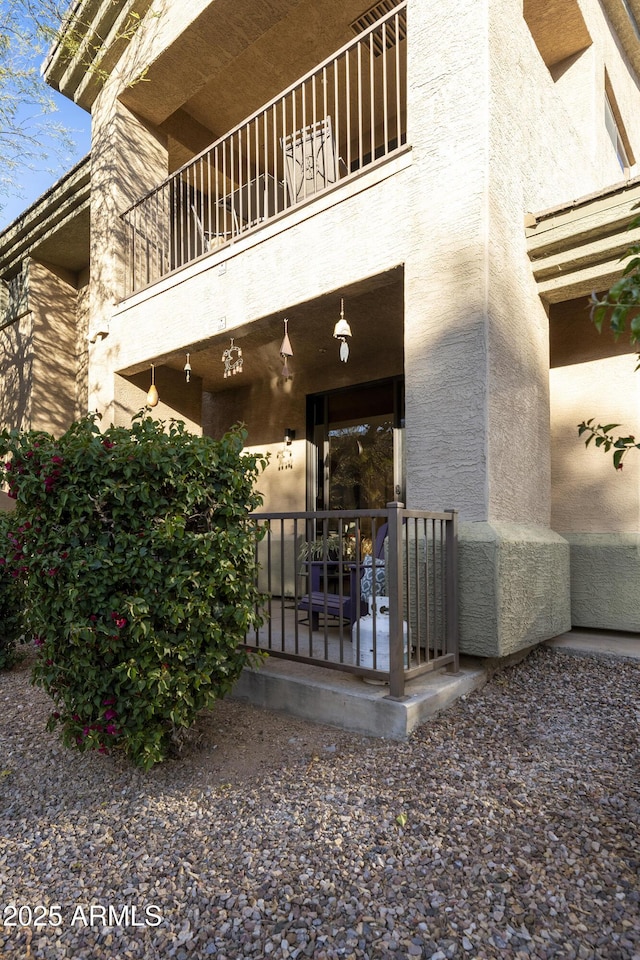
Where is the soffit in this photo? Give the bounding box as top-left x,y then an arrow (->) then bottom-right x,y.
524,0 -> 592,68
119,269 -> 404,395
119,0 -> 371,148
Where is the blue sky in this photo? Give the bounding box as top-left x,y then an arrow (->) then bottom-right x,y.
0,88 -> 92,231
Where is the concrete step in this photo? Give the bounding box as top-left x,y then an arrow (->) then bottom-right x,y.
233,655 -> 487,740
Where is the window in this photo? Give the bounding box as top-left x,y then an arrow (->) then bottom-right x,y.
604,77 -> 633,172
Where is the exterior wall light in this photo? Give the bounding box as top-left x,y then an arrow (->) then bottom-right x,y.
184,353 -> 192,382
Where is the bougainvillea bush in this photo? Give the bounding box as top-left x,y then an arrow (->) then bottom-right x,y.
0,414 -> 266,768
0,509 -> 25,669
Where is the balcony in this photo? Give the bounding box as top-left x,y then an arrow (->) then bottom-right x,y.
121,1 -> 407,296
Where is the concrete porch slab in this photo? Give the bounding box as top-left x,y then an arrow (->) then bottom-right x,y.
545,628 -> 640,661
232,655 -> 487,741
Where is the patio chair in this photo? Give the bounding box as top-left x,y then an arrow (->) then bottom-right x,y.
297,522 -> 388,629
191,202 -> 239,252
281,116 -> 338,205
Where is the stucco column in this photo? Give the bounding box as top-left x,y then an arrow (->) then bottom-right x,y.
88,93 -> 169,419
403,0 -> 570,656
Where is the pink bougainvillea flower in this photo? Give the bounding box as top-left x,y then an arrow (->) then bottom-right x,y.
102,696 -> 116,706
33,636 -> 44,647
105,724 -> 120,736
51,455 -> 64,465
102,440 -> 115,450
103,709 -> 118,722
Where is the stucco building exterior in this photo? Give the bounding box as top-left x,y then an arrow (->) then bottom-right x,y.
2,0 -> 640,657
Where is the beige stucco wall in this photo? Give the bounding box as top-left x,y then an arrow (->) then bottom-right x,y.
0,259 -> 84,437
550,352 -> 640,630
551,354 -> 640,533
29,260 -> 78,435
0,311 -> 32,433
78,0 -> 640,651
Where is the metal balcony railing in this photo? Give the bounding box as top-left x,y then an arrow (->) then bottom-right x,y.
246,503 -> 458,699
121,1 -> 407,295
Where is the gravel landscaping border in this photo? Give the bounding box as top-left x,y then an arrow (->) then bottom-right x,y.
0,645 -> 638,959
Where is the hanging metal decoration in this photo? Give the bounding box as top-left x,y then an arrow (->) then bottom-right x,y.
277,444 -> 293,470
146,363 -> 159,407
184,353 -> 192,383
333,298 -> 352,363
222,338 -> 243,378
280,318 -> 293,379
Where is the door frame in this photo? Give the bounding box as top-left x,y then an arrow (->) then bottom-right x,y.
305,375 -> 405,512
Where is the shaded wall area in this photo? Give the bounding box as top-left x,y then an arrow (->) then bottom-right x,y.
550,294 -> 640,535
550,294 -> 640,631
0,258 -> 88,438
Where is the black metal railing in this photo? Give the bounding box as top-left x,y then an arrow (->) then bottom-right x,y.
246,502 -> 458,699
121,0 -> 407,295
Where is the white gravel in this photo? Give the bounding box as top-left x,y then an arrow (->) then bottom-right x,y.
0,645 -> 638,960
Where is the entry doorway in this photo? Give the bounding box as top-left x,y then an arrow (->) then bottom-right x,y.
307,377 -> 405,512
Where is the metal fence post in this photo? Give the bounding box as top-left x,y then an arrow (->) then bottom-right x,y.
386,501 -> 406,700
445,508 -> 459,673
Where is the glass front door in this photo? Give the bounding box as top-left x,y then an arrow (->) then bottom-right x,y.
308,378 -> 405,512
327,414 -> 395,510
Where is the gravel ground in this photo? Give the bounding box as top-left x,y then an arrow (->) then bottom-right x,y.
0,645 -> 638,960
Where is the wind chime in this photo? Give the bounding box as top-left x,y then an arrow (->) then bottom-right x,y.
280,318 -> 293,379
222,338 -> 243,378
333,298 -> 352,363
146,364 -> 159,407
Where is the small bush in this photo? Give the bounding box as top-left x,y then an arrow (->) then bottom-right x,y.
0,510 -> 25,669
0,413 -> 266,768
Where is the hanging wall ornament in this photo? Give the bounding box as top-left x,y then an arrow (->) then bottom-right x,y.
333,298 -> 352,363
277,444 -> 293,471
279,318 -> 293,379
222,338 -> 243,378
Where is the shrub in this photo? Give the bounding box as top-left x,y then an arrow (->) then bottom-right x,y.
0,413 -> 266,768
0,509 -> 25,669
